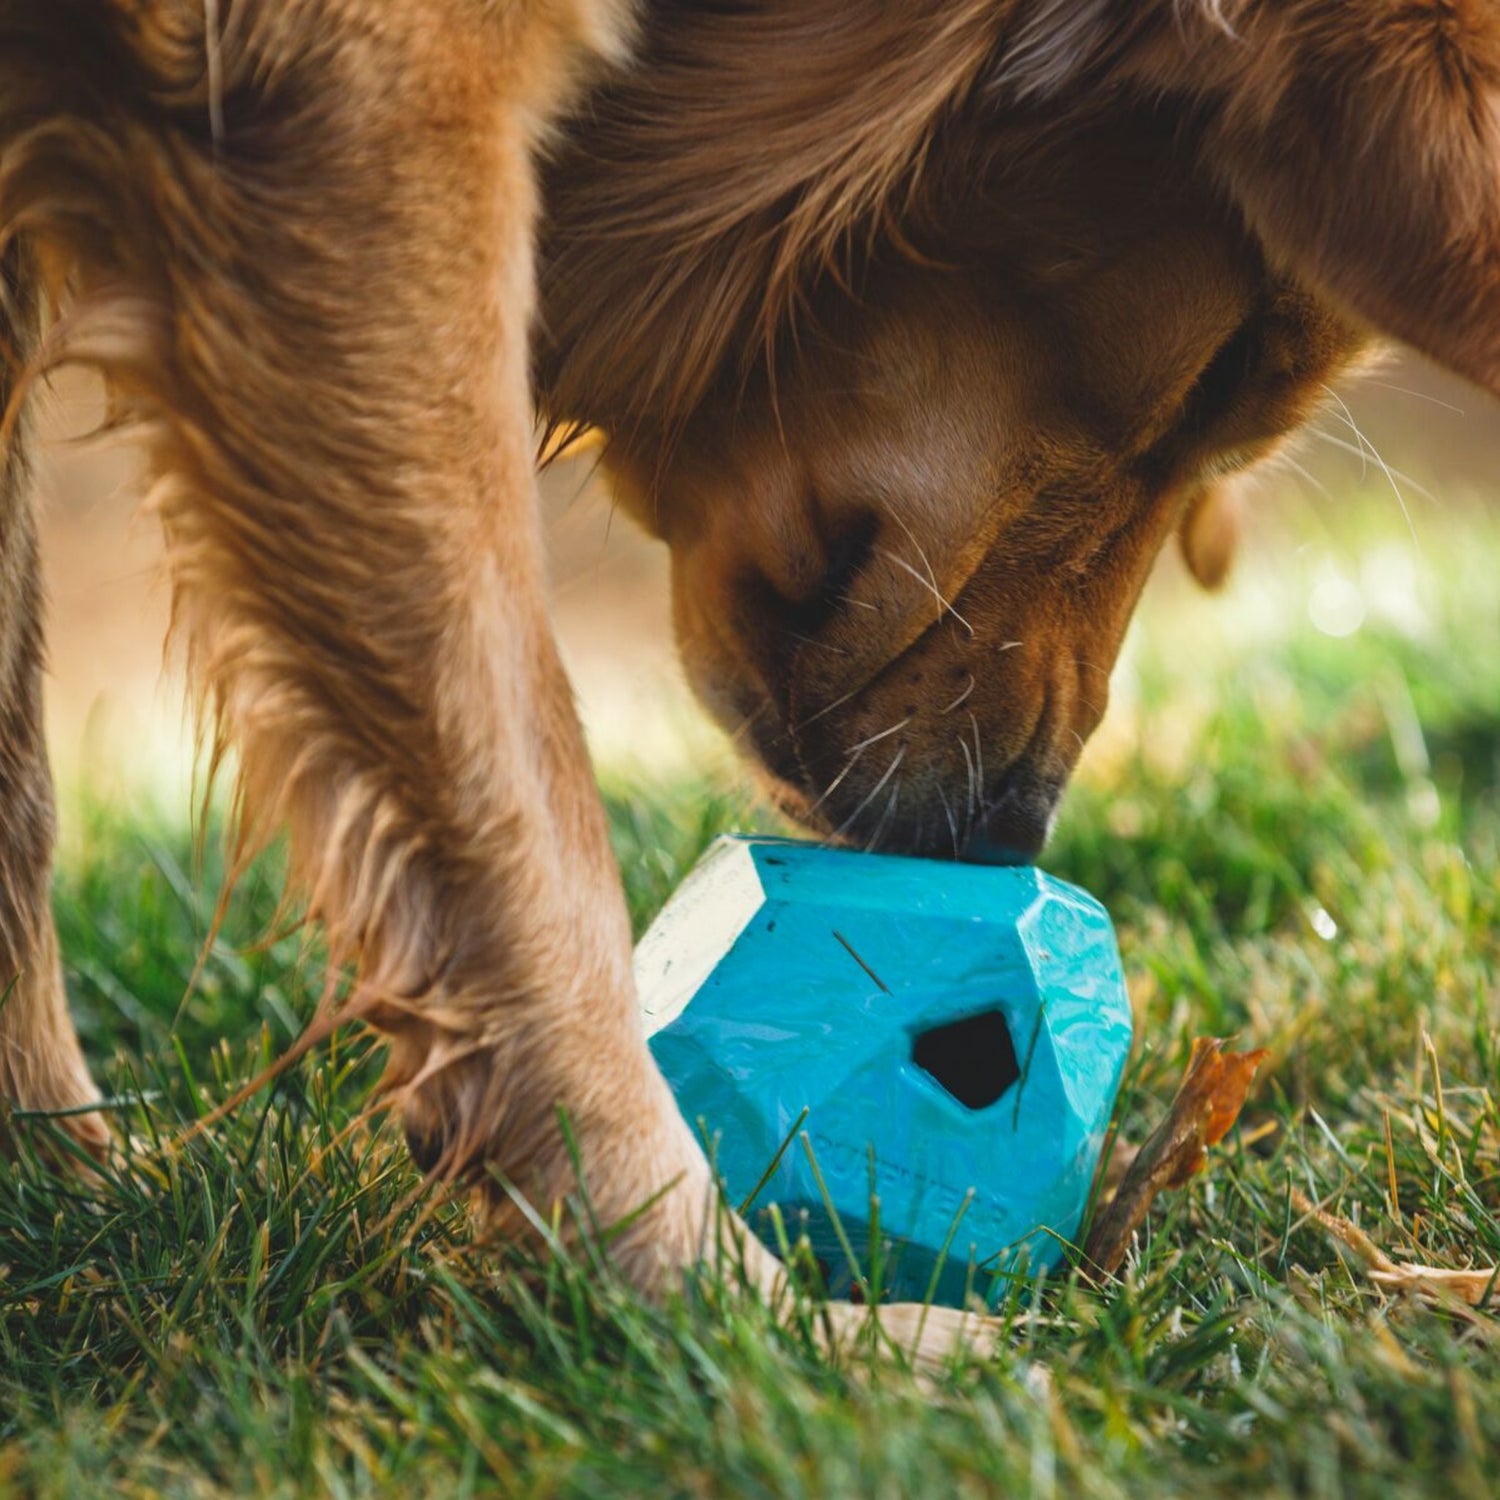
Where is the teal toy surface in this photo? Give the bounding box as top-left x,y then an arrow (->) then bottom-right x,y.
635,836 -> 1132,1305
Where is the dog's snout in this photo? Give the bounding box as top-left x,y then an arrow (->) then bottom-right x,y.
962,773 -> 1063,866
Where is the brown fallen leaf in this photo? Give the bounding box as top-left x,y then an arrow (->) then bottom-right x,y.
1084,1037 -> 1269,1278
1289,1188 -> 1498,1309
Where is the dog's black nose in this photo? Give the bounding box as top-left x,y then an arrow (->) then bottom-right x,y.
962,775 -> 1061,866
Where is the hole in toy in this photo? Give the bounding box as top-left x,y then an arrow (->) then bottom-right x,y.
911,1009 -> 1020,1110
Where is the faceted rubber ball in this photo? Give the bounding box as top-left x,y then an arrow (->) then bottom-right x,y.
635,836 -> 1132,1305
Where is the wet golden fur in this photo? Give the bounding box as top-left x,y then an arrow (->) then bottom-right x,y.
2,0 -> 1499,1362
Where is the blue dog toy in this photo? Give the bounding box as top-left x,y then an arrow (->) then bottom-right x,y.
635,836 -> 1132,1305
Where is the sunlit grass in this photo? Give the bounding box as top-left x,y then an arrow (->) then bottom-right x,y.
2,492 -> 1498,1496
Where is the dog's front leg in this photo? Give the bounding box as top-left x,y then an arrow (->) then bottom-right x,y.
2,2 -> 728,1290
176,21 -> 723,1288
0,246 -> 108,1159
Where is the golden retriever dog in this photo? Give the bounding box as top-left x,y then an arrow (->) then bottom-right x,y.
2,1 -> 1499,1358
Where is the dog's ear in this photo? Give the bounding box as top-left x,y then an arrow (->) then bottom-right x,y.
1178,481 -> 1240,592
1127,2 -> 1500,396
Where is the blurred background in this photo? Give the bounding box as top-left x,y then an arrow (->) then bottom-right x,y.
35,369 -> 710,809
31,348 -> 1500,821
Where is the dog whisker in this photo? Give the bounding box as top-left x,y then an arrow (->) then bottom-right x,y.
1314,387 -> 1431,544
786,631 -> 851,657
1310,428 -> 1431,548
1318,383 -> 1370,482
1310,428 -> 1436,504
719,702 -> 787,760
723,701 -> 772,746
864,779 -> 902,852
1265,448 -> 1335,503
876,545 -> 975,638
885,510 -> 946,595
1071,675 -> 1106,721
935,784 -> 960,860
939,672 -> 975,715
1358,376 -> 1466,415
829,744 -> 907,841
804,713 -> 911,814
1073,656 -> 1116,683
845,715 -> 912,757
793,680 -> 869,733
967,710 -> 985,796
957,733 -> 978,823
806,742 -> 868,815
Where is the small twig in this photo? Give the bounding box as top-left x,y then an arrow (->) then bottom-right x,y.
1083,1037 -> 1268,1279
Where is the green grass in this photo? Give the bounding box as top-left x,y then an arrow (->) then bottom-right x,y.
3,497 -> 1499,1497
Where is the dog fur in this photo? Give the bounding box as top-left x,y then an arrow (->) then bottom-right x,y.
2,0 -> 1499,1361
